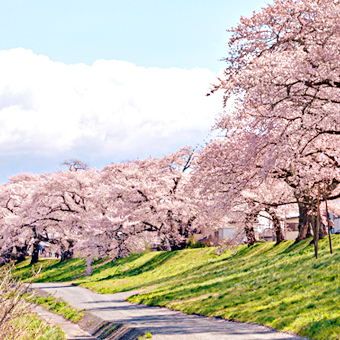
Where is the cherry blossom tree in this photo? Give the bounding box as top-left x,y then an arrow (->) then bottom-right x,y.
62,158 -> 89,172
207,0 -> 340,246
0,167 -> 101,264
94,147 -> 208,258
0,174 -> 46,264
27,168 -> 101,263
191,136 -> 298,246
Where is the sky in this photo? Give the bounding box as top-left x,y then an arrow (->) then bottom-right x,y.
0,0 -> 269,183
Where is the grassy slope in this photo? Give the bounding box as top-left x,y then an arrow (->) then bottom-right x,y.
14,235 -> 340,340
14,257 -> 86,282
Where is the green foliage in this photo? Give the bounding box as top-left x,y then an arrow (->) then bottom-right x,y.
30,295 -> 84,322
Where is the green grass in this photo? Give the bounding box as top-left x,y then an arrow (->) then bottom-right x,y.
13,258 -> 86,282
138,331 -> 153,339
29,295 -> 84,322
12,313 -> 66,340
13,258 -> 84,323
13,235 -> 340,339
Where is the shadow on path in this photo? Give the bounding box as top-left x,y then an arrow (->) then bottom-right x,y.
32,282 -> 308,340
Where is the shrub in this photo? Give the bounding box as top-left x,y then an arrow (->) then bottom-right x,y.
0,264 -> 64,340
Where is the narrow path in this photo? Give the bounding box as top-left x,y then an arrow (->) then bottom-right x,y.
33,305 -> 97,340
32,283 -> 308,340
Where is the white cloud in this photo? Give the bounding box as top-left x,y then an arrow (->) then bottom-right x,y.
0,48 -> 223,168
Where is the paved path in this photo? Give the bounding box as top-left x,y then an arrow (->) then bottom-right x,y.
32,283 -> 307,340
33,305 -> 97,340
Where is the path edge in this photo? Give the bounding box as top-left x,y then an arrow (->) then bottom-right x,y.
31,287 -> 147,340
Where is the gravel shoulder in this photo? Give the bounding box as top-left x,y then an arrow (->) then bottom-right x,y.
32,282 -> 309,340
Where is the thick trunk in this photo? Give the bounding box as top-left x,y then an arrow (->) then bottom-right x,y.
177,218 -> 195,250
30,241 -> 40,264
306,222 -> 313,238
245,223 -> 256,247
245,211 -> 258,247
173,225 -> 189,250
15,245 -> 28,264
60,240 -> 74,262
295,203 -> 309,243
60,249 -> 73,262
273,216 -> 284,245
116,241 -> 129,259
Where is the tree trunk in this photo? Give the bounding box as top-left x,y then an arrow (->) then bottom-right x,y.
0,248 -> 12,265
310,190 -> 320,259
319,223 -> 327,239
245,223 -> 256,247
30,241 -> 40,265
163,237 -> 172,251
60,249 -> 73,262
15,244 -> 28,264
295,203 -> 309,243
272,215 -> 284,245
306,221 -> 313,238
60,240 -> 74,262
312,216 -> 319,259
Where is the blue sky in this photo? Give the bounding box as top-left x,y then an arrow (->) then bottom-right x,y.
0,0 -> 268,71
0,0 -> 269,182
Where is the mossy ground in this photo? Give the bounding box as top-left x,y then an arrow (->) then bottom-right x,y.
13,235 -> 340,340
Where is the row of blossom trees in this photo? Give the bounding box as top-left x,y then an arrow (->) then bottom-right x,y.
2,0 -> 340,263
0,150 -> 222,265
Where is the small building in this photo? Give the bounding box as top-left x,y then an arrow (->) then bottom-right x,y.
255,214 -> 300,242
284,215 -> 299,240
195,213 -> 302,246
197,223 -> 243,246
259,228 -> 276,242
218,226 -> 237,240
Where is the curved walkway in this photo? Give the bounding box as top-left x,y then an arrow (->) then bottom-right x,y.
32,283 -> 308,340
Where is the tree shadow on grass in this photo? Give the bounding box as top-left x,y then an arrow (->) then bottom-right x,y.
131,282 -> 328,340
94,251 -> 182,282
93,253 -> 145,272
88,242 -> 316,292
83,245 -> 312,296
29,258 -> 86,282
298,317 -> 340,340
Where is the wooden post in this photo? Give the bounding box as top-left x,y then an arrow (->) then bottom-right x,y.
314,183 -> 321,259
